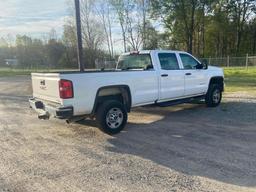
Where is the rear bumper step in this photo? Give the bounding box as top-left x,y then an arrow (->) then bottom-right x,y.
29,98 -> 73,119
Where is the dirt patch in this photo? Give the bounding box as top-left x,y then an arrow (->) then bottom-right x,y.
0,76 -> 255,192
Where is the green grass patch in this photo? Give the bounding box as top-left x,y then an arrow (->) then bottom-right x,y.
0,68 -> 80,77
0,68 -> 35,77
224,67 -> 256,93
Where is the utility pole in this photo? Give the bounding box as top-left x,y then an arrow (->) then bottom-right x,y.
74,0 -> 84,72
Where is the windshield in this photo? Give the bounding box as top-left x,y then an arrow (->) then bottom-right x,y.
117,54 -> 153,70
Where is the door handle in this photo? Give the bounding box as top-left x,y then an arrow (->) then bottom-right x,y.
161,74 -> 168,77
185,73 -> 192,76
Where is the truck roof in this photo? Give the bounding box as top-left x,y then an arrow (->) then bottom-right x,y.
121,50 -> 187,56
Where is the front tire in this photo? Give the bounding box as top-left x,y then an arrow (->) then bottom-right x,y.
96,100 -> 127,134
205,84 -> 222,107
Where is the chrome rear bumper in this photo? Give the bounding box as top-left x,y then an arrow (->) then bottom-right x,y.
29,98 -> 73,119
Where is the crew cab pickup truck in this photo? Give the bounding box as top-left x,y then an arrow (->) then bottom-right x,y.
29,50 -> 224,134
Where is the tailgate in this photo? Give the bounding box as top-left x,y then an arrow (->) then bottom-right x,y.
31,73 -> 61,103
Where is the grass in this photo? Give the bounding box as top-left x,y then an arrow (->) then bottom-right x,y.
0,66 -> 255,94
0,68 -> 70,77
224,67 -> 256,93
0,68 -> 34,76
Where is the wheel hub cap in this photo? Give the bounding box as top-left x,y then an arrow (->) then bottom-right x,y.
106,108 -> 123,129
213,90 -> 221,103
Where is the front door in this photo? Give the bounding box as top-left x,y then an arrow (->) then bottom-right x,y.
158,52 -> 185,100
179,53 -> 208,96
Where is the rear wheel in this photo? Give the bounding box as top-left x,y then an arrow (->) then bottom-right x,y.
96,100 -> 127,134
205,84 -> 222,107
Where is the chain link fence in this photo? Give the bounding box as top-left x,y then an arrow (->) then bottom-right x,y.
1,54 -> 256,72
0,59 -> 117,72
200,55 -> 256,68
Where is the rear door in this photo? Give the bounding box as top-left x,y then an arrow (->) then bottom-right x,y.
157,52 -> 185,101
117,53 -> 158,106
32,73 -> 61,103
178,53 -> 208,96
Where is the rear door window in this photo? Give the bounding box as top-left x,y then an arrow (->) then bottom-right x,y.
158,53 -> 180,70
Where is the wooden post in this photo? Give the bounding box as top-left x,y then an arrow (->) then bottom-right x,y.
246,53 -> 249,70
74,0 -> 84,72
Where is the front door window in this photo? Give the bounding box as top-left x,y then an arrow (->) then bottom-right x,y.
180,53 -> 200,69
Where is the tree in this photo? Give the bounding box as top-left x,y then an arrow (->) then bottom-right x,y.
16,35 -> 33,68
228,0 -> 255,55
1,0 -> 256,70
151,0 -> 203,54
46,39 -> 65,69
126,4 -> 143,51
62,21 -> 78,68
80,0 -> 105,68
111,0 -> 152,51
110,0 -> 129,52
49,28 -> 58,40
204,1 -> 231,57
251,18 -> 256,54
97,0 -> 115,58
0,37 -> 8,47
142,24 -> 159,49
140,0 -> 148,49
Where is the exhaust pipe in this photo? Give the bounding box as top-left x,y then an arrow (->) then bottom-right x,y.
38,112 -> 50,120
66,116 -> 85,124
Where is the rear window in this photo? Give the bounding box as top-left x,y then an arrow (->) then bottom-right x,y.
117,54 -> 153,70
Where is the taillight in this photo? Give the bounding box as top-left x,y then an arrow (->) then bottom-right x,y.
59,79 -> 73,99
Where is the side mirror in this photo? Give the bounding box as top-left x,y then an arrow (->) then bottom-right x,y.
201,59 -> 208,69
196,63 -> 204,69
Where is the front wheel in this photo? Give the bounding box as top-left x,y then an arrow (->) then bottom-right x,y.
96,100 -> 127,134
205,84 -> 222,107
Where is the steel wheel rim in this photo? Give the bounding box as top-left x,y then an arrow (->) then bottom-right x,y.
213,89 -> 221,103
106,108 -> 124,129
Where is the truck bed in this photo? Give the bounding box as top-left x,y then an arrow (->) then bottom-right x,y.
31,69 -> 159,116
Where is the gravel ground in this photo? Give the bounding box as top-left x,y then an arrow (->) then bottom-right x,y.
0,76 -> 256,192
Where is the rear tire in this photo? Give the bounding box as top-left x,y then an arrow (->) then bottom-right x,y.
205,84 -> 222,107
96,100 -> 127,134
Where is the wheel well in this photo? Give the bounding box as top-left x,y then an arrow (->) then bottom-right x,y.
93,85 -> 132,114
209,77 -> 224,91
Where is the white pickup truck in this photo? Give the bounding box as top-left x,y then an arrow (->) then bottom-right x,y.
29,50 -> 224,134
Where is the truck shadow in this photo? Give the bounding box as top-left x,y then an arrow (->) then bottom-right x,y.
102,101 -> 256,187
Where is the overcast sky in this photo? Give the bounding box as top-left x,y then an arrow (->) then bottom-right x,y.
0,0 -> 70,38
0,0 -> 162,52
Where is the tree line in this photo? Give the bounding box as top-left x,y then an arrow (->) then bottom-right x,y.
0,0 -> 255,69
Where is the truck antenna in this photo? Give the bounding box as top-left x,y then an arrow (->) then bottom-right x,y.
74,0 -> 84,72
